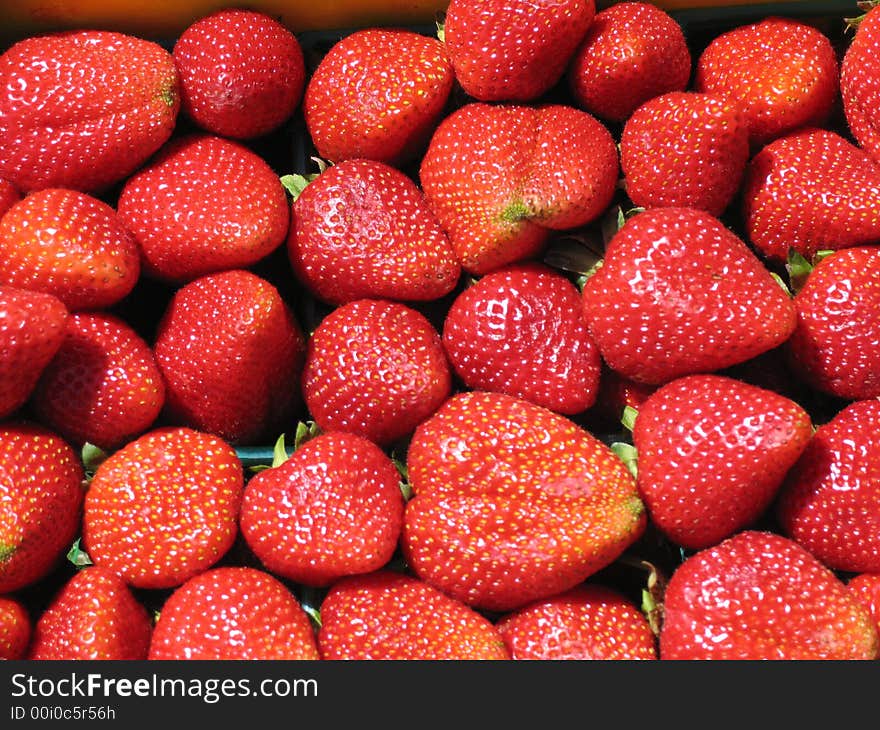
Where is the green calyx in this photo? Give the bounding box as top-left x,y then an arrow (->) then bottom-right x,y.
66,538 -> 93,569
610,442 -> 639,480
845,0 -> 879,32
500,199 -> 531,224
280,158 -> 330,201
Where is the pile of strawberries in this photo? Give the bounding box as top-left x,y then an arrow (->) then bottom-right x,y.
2,0 -> 880,661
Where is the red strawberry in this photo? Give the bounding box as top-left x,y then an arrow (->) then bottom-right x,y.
0,30 -> 179,194
402,391 -> 646,612
441,262 -> 601,414
148,567 -> 320,660
302,299 -> 451,447
848,573 -> 880,636
694,17 -> 839,147
173,9 -> 305,140
567,2 -> 691,123
117,134 -> 289,283
0,423 -> 84,594
83,426 -> 244,590
304,28 -> 453,166
842,2 -> 880,165
240,431 -> 405,587
631,374 -> 813,551
442,0 -> 595,102
28,566 -> 152,660
742,128 -> 880,263
588,367 -> 657,430
776,399 -> 880,574
154,269 -> 306,446
0,178 -> 20,218
0,597 -> 31,660
0,188 -> 141,311
317,570 -> 510,660
288,158 -> 460,305
31,311 -> 165,451
581,207 -> 797,385
420,102 -> 618,274
495,584 -> 657,660
620,91 -> 750,216
659,530 -> 879,660
0,286 -> 68,419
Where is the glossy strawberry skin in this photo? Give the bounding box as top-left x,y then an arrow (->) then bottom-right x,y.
304,29 -> 453,166
0,423 -> 85,594
118,134 -> 289,283
148,567 -> 320,660
842,4 -> 880,165
419,102 -> 618,275
317,571 -> 510,660
659,530 -> 879,660
0,597 -> 31,660
28,566 -> 152,660
289,158 -> 460,305
0,178 -> 20,218
848,573 -> 880,636
582,207 -> 797,385
83,427 -> 244,590
0,30 -> 179,194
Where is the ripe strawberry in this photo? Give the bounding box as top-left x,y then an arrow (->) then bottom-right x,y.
0,188 -> 141,311
848,573 -> 880,636
148,567 -> 320,660
442,0 -> 595,102
495,584 -> 657,660
581,207 -> 797,385
842,2 -> 880,165
28,566 -> 152,660
83,427 -> 244,590
776,399 -> 880,574
420,102 -> 618,274
567,2 -> 691,123
742,128 -> 880,263
30,312 -> 165,451
0,286 -> 68,419
620,91 -> 750,216
304,28 -> 453,166
694,17 -> 839,147
441,262 -> 601,414
173,9 -> 305,140
240,431 -> 405,587
0,423 -> 84,594
0,30 -> 178,194
302,299 -> 451,447
117,134 -> 289,283
659,530 -> 879,660
317,570 -> 510,660
0,597 -> 31,660
154,269 -> 306,445
402,391 -> 646,612
631,374 -> 813,551
0,178 -> 20,218
288,158 -> 460,305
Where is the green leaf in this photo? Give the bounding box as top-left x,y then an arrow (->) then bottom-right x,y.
785,248 -> 814,295
621,405 -> 639,432
610,442 -> 639,480
280,173 -> 316,200
293,421 -> 322,451
81,442 -> 109,477
769,271 -> 793,298
67,538 -> 93,569
436,18 -> 445,43
271,433 -> 290,468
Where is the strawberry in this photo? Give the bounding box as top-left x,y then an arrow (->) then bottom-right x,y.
842,2 -> 880,165
0,597 -> 31,660
0,188 -> 141,311
581,207 -> 797,385
442,0 -> 595,102
402,391 -> 646,612
173,9 -> 305,140
620,91 -> 750,216
0,423 -> 85,594
117,134 -> 289,283
154,269 -> 306,446
0,178 -> 20,218
28,566 -> 152,660
0,30 -> 178,194
567,2 -> 691,124
0,286 -> 68,419
240,431 -> 405,587
304,28 -> 453,166
30,312 -> 166,451
742,128 -> 880,263
776,399 -> 880,574
848,573 -> 880,636
419,102 -> 618,274
694,17 -> 839,147
82,426 -> 244,590
495,584 -> 657,660
659,530 -> 879,660
588,367 -> 657,431
149,566 -> 319,659
317,570 -> 510,660
441,262 -> 601,414
288,158 -> 460,305
630,374 -> 813,551
302,298 -> 451,447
